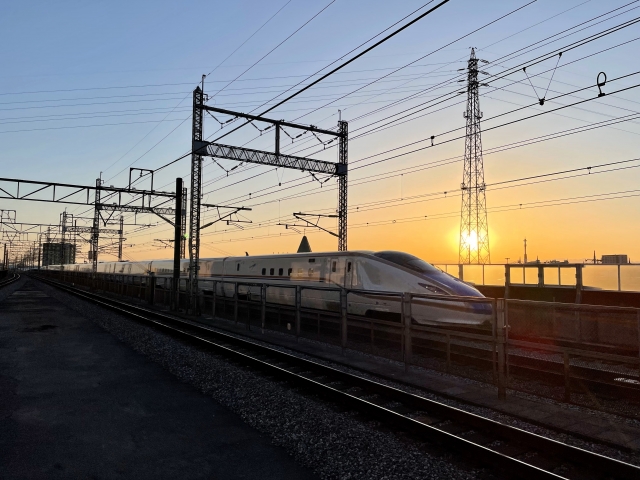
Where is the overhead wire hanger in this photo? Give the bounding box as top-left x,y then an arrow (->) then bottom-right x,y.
206,111 -> 237,129
308,172 -> 332,187
522,52 -> 562,106
280,127 -> 296,143
212,158 -> 242,176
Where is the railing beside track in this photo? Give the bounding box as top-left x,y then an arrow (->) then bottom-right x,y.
37,270 -> 640,405
505,299 -> 640,402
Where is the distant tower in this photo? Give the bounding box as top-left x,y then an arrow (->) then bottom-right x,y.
524,238 -> 528,264
459,48 -> 490,264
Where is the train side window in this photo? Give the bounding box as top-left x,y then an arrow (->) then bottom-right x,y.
288,268 -> 292,276
347,262 -> 352,272
331,261 -> 337,272
262,268 -> 266,275
308,258 -> 315,263
236,263 -> 240,272
278,268 -> 283,276
270,268 -> 274,275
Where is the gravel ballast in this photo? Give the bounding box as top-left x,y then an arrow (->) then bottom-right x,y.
31,278 -> 484,480
193,314 -> 640,467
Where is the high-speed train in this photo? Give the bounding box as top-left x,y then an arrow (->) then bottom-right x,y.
45,250 -> 492,326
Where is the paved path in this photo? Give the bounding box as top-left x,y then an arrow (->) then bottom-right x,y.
0,281 -> 314,479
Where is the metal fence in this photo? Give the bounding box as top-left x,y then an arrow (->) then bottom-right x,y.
434,263 -> 640,292
504,299 -> 640,402
38,270 -> 640,405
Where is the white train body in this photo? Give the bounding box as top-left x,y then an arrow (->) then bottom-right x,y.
46,250 -> 492,326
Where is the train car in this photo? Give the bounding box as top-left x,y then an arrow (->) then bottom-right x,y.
47,250 -> 492,326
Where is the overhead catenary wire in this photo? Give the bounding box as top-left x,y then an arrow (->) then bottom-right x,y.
208,0 -> 452,144
207,0 -> 335,101
122,155 -> 640,244
212,107 -> 640,209
206,68 -> 640,207
222,7 -> 640,169
57,2 -> 640,258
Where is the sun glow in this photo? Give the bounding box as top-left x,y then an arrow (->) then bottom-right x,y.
461,230 -> 479,252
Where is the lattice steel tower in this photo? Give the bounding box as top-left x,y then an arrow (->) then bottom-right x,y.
459,48 -> 490,264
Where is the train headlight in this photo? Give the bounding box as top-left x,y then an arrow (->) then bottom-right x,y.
419,283 -> 447,295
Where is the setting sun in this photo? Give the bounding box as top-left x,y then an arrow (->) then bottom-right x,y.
460,230 -> 479,253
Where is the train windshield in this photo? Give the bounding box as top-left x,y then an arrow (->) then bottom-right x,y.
372,251 -> 441,274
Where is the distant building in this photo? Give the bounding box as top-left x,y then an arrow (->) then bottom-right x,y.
601,254 -> 628,265
42,242 -> 76,266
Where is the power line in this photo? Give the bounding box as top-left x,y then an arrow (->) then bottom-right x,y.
208,0 -> 335,101
211,66 -> 640,207
211,108 -> 640,208
210,0 -> 452,143
237,8 -> 640,165
288,1 -> 537,123
205,0 -> 293,80
99,0 -> 301,185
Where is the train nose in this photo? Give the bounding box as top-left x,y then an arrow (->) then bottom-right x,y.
470,301 -> 493,316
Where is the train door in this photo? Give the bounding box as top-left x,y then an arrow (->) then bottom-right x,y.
328,257 -> 343,286
345,258 -> 354,288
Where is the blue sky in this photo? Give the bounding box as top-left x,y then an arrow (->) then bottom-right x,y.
1,0 -> 639,263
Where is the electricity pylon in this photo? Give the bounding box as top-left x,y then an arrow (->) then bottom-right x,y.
459,48 -> 490,264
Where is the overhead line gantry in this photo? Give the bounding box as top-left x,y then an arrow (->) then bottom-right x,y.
0,175 -> 185,310
188,85 -> 348,314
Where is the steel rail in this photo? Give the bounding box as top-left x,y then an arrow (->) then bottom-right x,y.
0,273 -> 20,288
32,274 -> 640,480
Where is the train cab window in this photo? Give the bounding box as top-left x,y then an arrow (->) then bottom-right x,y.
372,251 -> 440,274
270,268 -> 274,275
262,268 -> 266,275
288,268 -> 292,276
347,262 -> 352,272
279,268 -> 283,276
332,261 -> 337,273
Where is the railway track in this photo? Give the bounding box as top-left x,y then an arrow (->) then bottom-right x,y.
34,274 -> 640,480
0,273 -> 20,288
409,336 -> 640,397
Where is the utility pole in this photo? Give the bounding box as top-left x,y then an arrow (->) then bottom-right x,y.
61,211 -> 68,267
338,120 -> 348,251
91,177 -> 101,275
118,216 -> 124,262
459,48 -> 490,264
524,238 -> 528,264
172,178 -> 183,311
188,85 -> 204,315
181,185 -> 187,259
